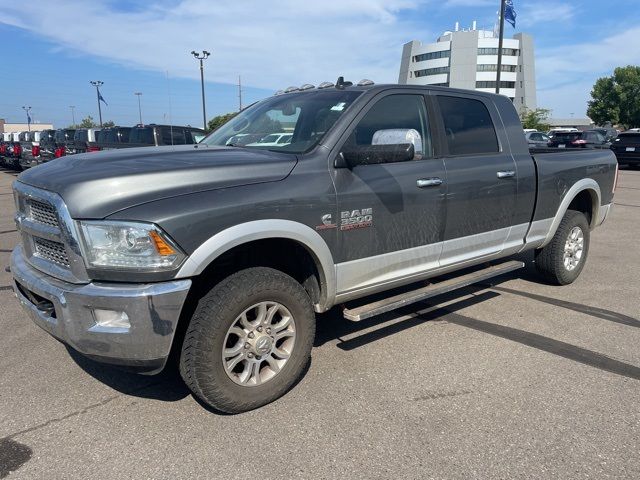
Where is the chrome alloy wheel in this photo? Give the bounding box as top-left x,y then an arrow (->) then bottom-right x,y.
563,226 -> 584,271
222,301 -> 296,386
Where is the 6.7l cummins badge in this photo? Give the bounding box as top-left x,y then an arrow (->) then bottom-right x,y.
340,208 -> 373,231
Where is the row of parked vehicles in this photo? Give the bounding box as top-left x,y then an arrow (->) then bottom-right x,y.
0,124 -> 206,170
524,127 -> 639,167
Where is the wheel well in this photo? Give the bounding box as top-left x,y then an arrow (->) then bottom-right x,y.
191,238 -> 323,306
568,189 -> 596,226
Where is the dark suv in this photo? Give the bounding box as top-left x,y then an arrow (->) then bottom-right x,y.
128,124 -> 206,147
95,126 -> 132,151
610,132 -> 640,167
548,130 -> 609,148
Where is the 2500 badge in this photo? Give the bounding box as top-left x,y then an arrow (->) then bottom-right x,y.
340,208 -> 373,231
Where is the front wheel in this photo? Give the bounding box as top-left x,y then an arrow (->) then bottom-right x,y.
535,209 -> 590,285
179,267 -> 316,413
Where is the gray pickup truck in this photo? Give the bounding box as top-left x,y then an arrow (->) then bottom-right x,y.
10,82 -> 617,413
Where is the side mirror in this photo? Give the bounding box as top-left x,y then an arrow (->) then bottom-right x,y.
339,143 -> 415,167
336,128 -> 422,168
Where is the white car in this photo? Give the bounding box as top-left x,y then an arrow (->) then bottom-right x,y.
246,133 -> 293,147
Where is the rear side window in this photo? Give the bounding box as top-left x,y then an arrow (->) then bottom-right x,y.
129,127 -> 155,145
160,127 -> 186,145
74,130 -> 88,142
437,96 -> 499,155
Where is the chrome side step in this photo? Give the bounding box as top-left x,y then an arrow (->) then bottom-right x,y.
342,260 -> 524,321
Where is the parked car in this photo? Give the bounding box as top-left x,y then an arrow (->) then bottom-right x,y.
10,82 -> 617,413
18,131 -> 43,170
127,124 -> 206,147
73,128 -> 101,154
93,126 -> 131,151
610,131 -> 640,168
547,130 -> 609,148
32,129 -> 57,165
246,132 -> 293,147
592,127 -> 618,142
525,131 -> 550,148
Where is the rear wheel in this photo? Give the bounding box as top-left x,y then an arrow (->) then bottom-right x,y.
535,209 -> 590,285
179,267 -> 315,413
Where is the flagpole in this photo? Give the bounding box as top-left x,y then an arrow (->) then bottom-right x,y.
90,80 -> 104,127
495,0 -> 506,95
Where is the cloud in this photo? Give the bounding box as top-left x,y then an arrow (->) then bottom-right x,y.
0,0 -> 430,89
518,2 -> 574,27
536,27 -> 640,82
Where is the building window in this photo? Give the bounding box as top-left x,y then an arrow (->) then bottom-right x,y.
429,83 -> 449,87
414,66 -> 450,77
476,64 -> 517,72
520,81 -> 523,88
521,97 -> 524,104
476,81 -> 516,89
436,96 -> 499,155
477,48 -> 519,56
413,50 -> 450,62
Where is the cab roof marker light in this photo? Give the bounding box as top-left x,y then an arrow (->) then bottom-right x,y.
317,82 -> 334,89
299,84 -> 315,90
284,86 -> 299,93
357,79 -> 375,86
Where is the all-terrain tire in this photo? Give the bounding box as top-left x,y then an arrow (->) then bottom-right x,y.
179,267 -> 315,413
535,209 -> 590,285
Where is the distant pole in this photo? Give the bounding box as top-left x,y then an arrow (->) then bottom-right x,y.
22,106 -> 32,131
90,80 -> 104,127
238,75 -> 243,111
495,0 -> 506,95
191,50 -> 211,130
134,92 -> 143,125
69,105 -> 76,126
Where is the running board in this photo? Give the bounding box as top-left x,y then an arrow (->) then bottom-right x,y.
342,260 -> 524,321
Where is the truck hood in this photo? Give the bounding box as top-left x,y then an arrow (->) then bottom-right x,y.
17,145 -> 298,218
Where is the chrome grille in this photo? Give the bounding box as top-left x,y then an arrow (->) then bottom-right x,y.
33,237 -> 70,268
28,199 -> 60,228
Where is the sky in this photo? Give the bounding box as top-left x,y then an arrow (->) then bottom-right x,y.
1,0 -> 639,128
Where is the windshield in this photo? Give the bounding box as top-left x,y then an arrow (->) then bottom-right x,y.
202,90 -> 362,153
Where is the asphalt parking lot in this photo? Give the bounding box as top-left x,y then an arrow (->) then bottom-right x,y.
1,166 -> 639,479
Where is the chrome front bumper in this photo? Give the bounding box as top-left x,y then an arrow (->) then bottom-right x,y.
10,245 -> 192,373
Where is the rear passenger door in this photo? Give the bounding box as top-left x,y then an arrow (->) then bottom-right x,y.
433,93 -> 518,266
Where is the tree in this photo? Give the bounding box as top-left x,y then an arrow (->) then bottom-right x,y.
102,120 -> 116,128
587,66 -> 640,128
208,112 -> 237,132
78,115 -> 98,128
520,107 -> 552,131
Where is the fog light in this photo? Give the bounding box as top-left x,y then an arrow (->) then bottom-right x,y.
92,309 -> 130,330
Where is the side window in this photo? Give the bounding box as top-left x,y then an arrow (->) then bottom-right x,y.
345,94 -> 432,158
437,95 -> 499,155
531,133 -> 542,141
171,128 -> 186,145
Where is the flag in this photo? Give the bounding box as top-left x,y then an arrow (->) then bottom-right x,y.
505,0 -> 517,28
27,113 -> 32,126
98,90 -> 108,106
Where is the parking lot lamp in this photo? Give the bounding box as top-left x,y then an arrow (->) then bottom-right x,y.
191,50 -> 211,130
134,92 -> 143,125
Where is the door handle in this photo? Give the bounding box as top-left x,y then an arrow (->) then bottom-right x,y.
496,170 -> 516,179
417,178 -> 443,188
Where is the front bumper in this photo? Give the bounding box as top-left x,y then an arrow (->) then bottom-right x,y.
10,245 -> 191,373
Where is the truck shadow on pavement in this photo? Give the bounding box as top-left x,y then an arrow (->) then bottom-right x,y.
317,252 -> 640,382
66,347 -> 191,402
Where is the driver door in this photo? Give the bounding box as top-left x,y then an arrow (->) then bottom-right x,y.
331,92 -> 447,296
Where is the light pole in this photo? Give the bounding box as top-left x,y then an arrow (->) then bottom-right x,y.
191,50 -> 210,130
134,92 -> 143,125
22,106 -> 32,131
90,80 -> 104,127
69,105 -> 76,126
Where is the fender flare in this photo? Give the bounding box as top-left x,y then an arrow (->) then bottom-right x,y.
176,220 -> 337,311
541,178 -> 601,247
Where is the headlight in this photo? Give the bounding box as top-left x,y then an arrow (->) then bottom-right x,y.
78,221 -> 185,272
